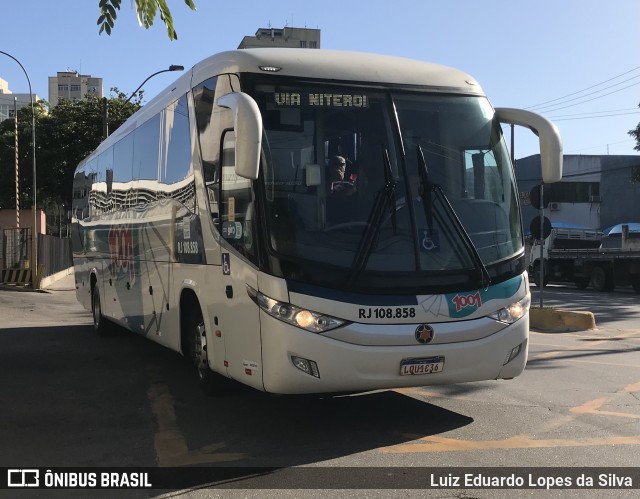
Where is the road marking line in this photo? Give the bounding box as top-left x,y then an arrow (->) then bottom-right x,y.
624,381 -> 640,393
565,358 -> 640,368
528,331 -> 638,362
381,434 -> 640,453
147,383 -> 246,466
570,381 -> 640,420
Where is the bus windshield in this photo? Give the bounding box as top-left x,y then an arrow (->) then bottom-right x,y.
246,79 -> 523,293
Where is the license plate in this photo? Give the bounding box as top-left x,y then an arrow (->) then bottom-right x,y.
400,356 -> 444,376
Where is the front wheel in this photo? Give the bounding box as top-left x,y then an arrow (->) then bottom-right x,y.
184,304 -> 230,395
531,262 -> 548,288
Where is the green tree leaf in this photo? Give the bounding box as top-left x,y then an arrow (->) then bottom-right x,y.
98,0 -> 196,40
0,95 -> 140,210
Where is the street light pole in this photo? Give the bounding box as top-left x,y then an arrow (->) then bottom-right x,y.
124,65 -> 184,103
1,50 -> 37,288
103,65 -> 184,139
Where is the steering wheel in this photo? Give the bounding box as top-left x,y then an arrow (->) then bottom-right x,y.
330,181 -> 357,194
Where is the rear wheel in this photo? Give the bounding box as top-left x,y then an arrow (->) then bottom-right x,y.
574,277 -> 590,290
590,266 -> 614,292
91,283 -> 111,336
183,302 -> 230,395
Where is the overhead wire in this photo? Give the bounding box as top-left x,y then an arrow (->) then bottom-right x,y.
548,108 -> 640,122
526,66 -> 640,111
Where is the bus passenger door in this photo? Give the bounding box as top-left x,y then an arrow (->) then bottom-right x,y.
217,130 -> 264,390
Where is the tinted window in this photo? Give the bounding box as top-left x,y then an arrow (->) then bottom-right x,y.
162,94 -> 191,184
220,130 -> 257,263
113,132 -> 134,183
134,115 -> 160,181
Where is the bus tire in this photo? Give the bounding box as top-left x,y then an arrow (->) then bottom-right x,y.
183,302 -> 229,396
532,262 -> 548,288
574,277 -> 590,290
590,266 -> 614,292
91,282 -> 111,336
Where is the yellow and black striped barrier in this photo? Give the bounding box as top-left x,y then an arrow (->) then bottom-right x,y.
1,267 -> 33,286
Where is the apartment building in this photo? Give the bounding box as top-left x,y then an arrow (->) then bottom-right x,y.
238,26 -> 321,49
48,71 -> 103,107
0,77 -> 37,122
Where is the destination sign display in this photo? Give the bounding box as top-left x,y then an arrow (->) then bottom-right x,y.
272,92 -> 370,108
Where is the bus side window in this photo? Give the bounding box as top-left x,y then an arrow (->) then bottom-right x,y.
219,130 -> 257,263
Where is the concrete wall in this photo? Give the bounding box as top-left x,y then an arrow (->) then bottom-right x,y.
0,209 -> 46,234
515,154 -> 640,232
600,156 -> 640,228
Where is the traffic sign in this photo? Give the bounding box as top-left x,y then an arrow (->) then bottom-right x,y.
530,215 -> 552,240
530,184 -> 549,210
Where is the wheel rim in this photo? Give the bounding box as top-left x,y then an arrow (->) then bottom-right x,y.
92,289 -> 101,328
194,322 -> 209,380
591,267 -> 605,290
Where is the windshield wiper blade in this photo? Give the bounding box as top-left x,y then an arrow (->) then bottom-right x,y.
346,148 -> 397,288
417,145 -> 491,290
383,148 -> 398,234
416,146 -> 434,233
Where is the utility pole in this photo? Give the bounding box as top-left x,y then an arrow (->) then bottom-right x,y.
1,50 -> 38,288
14,97 -> 19,228
102,97 -> 108,140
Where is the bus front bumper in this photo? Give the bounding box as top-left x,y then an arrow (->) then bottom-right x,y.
259,312 -> 529,395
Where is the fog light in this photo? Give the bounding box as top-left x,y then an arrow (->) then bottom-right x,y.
291,356 -> 320,378
503,341 -> 525,365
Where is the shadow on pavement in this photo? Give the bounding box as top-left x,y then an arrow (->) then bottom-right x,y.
0,322 -> 474,482
531,285 -> 640,328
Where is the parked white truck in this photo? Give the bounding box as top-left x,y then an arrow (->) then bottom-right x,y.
529,225 -> 640,292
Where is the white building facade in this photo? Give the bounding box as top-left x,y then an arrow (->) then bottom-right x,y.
0,77 -> 37,122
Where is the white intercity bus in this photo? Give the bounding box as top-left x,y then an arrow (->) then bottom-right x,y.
72,49 -> 562,395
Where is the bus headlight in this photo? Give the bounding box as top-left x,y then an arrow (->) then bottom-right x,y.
247,286 -> 348,333
488,294 -> 530,324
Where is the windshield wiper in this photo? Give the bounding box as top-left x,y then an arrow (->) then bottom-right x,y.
417,145 -> 491,290
346,148 -> 397,288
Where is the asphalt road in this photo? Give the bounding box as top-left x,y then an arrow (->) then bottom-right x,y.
1,275 -> 639,499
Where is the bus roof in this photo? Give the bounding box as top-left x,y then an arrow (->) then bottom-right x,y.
81,49 -> 485,167
193,48 -> 484,94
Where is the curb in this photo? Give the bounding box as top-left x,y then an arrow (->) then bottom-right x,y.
530,307 -> 596,332
40,267 -> 74,290
0,267 -> 74,293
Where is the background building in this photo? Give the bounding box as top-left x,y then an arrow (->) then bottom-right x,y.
0,77 -> 38,122
238,27 -> 320,49
516,154 -> 640,232
48,71 -> 103,107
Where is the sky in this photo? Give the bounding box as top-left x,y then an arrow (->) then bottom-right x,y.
1,0 -> 639,159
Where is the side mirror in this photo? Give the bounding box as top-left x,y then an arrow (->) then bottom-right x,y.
217,92 -> 262,180
495,108 -> 563,183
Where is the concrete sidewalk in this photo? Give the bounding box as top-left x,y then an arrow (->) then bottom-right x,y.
0,267 -> 91,328
40,267 -> 76,291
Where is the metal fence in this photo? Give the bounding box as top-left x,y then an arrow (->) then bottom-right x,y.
1,227 -> 72,285
2,227 -> 31,270
38,233 -> 72,277
1,227 -> 33,285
